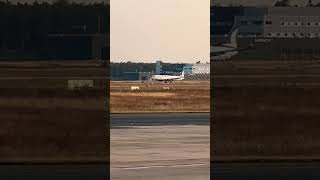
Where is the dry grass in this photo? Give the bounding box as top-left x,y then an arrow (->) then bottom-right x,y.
212,60 -> 320,160
110,81 -> 210,112
0,96 -> 105,110
0,63 -> 108,162
111,92 -> 176,97
213,87 -> 320,157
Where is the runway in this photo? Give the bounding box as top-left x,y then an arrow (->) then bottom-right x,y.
0,164 -> 108,180
0,113 -> 208,180
111,113 -> 210,180
112,163 -> 209,180
111,113 -> 210,127
0,62 -> 107,179
212,162 -> 320,180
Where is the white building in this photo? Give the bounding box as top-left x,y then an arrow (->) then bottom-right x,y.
233,7 -> 320,38
264,7 -> 320,38
183,63 -> 210,74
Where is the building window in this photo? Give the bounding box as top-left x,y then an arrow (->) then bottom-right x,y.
281,22 -> 285,26
253,20 -> 263,25
241,20 -> 248,25
265,20 -> 272,25
307,22 -> 311,26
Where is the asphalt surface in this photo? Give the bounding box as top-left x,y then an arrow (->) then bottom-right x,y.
111,113 -> 210,180
0,113 -> 208,180
212,162 -> 320,180
111,113 -> 210,127
112,113 -> 320,180
0,164 -> 108,180
3,113 -> 320,179
112,163 -> 209,180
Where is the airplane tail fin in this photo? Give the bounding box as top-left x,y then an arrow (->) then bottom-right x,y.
180,71 -> 184,79
222,28 -> 239,49
229,28 -> 239,48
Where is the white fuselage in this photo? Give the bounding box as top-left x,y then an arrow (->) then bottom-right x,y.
150,72 -> 184,82
151,75 -> 183,80
211,46 -> 239,61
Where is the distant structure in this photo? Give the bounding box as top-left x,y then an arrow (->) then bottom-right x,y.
156,60 -> 210,75
0,3 -> 109,61
274,0 -> 291,7
155,60 -> 185,75
155,61 -> 163,75
111,61 -> 210,81
183,63 -> 210,75
211,6 -> 320,60
122,72 -> 153,81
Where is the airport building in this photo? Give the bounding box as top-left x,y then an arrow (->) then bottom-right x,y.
232,7 -> 320,38
155,61 -> 210,75
0,4 -> 109,61
211,6 -> 320,60
155,61 -> 163,74
183,63 -> 210,74
122,72 -> 153,81
47,34 -> 109,60
263,8 -> 320,38
155,61 -> 186,75
153,61 -> 210,80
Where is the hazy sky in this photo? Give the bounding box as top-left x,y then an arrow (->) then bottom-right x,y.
111,0 -> 210,63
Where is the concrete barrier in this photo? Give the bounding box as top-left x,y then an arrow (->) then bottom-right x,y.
68,80 -> 93,90
130,86 -> 140,90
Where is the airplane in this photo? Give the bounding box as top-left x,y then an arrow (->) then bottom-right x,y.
150,71 -> 184,83
211,28 -> 254,61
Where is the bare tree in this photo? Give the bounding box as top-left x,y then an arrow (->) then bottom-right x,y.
274,0 -> 291,7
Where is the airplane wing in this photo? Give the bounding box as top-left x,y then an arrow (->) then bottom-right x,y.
211,49 -> 238,56
211,42 -> 226,46
211,43 -> 255,56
